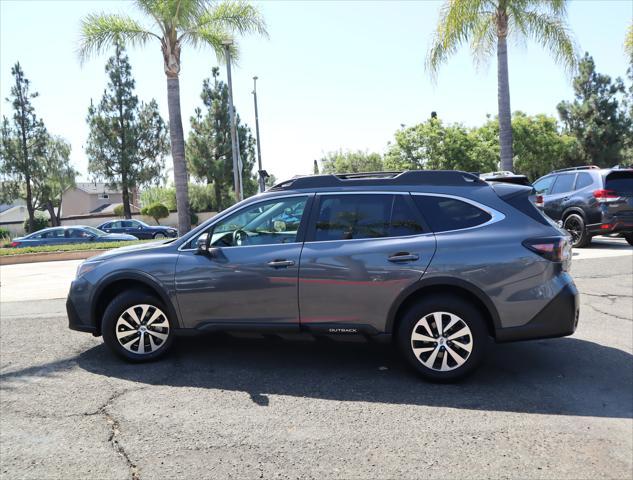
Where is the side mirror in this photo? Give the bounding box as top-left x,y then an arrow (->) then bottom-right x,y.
196,233 -> 209,253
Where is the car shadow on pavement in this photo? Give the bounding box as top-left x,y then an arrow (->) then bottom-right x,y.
70,334 -> 633,418
2,334 -> 631,419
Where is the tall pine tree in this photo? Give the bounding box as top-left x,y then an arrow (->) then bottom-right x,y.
187,67 -> 257,211
86,43 -> 169,218
557,53 -> 631,167
0,63 -> 75,230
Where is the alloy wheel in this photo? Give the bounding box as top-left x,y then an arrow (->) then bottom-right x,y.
410,311 -> 473,372
564,216 -> 582,245
115,304 -> 170,355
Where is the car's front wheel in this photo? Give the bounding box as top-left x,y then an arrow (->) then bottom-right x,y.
102,290 -> 174,362
396,295 -> 488,382
153,232 -> 166,239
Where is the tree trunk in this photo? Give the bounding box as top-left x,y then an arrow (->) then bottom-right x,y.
24,176 -> 35,233
166,76 -> 191,234
214,180 -> 222,212
121,173 -> 132,219
46,200 -> 59,226
497,33 -> 513,172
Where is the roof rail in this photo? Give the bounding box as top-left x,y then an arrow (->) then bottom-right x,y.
552,165 -> 600,173
268,170 -> 486,191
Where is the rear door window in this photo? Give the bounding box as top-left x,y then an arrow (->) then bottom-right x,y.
605,171 -> 633,195
575,173 -> 594,190
413,196 -> 492,233
550,174 -> 576,194
312,194 -> 424,241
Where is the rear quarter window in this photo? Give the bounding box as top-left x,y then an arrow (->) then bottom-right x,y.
413,196 -> 492,232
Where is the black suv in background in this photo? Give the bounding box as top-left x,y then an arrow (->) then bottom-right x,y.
532,166 -> 633,247
97,219 -> 178,239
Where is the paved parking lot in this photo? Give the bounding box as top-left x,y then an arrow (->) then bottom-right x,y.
0,238 -> 631,479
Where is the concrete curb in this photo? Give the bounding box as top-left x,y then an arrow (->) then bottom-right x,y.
0,249 -> 106,266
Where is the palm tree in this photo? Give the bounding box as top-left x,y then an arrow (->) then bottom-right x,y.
79,0 -> 267,234
427,0 -> 577,172
625,23 -> 633,60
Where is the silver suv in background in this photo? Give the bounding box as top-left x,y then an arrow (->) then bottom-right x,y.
67,171 -> 579,381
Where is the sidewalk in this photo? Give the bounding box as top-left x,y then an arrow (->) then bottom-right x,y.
0,259 -> 82,303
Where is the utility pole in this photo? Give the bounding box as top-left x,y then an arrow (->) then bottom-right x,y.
222,39 -> 243,202
252,76 -> 265,193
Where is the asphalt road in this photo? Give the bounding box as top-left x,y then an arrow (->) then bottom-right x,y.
0,240 -> 631,479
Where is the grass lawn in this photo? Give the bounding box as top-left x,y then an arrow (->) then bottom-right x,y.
0,240 -> 153,256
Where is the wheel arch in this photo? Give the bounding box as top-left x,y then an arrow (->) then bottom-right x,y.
387,277 -> 500,338
91,271 -> 181,335
562,207 -> 586,221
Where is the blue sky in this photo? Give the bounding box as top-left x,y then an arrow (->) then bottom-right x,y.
1,0 -> 631,182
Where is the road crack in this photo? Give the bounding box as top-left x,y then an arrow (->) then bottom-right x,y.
585,303 -> 632,322
86,389 -> 142,480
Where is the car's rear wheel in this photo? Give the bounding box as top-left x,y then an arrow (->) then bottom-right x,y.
563,213 -> 591,248
153,232 -> 166,239
102,290 -> 174,362
624,233 -> 633,247
396,295 -> 488,382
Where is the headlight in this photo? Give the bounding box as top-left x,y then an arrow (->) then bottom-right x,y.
76,260 -> 102,278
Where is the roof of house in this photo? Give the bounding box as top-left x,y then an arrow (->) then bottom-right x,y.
0,203 -> 26,214
74,182 -> 121,195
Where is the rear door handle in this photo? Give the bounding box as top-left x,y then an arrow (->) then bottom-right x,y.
388,252 -> 419,262
267,259 -> 295,268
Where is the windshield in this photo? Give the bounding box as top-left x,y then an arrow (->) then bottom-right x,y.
84,226 -> 107,236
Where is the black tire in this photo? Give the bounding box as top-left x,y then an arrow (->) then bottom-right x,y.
153,232 -> 166,239
563,213 -> 591,248
624,233 -> 633,247
102,290 -> 174,362
396,295 -> 488,382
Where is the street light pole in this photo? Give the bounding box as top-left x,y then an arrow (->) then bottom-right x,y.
222,40 -> 242,202
252,76 -> 265,193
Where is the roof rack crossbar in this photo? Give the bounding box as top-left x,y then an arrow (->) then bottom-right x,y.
269,170 -> 486,191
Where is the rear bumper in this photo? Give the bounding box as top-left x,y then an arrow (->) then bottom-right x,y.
587,220 -> 633,235
496,282 -> 579,343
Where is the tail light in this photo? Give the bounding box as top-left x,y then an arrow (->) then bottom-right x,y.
10,241 -> 21,247
523,237 -> 572,270
535,195 -> 544,208
592,189 -> 620,202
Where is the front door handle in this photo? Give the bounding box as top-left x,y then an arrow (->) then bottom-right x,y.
388,252 -> 420,262
267,259 -> 295,268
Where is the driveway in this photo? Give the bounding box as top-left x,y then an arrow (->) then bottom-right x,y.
0,240 -> 631,479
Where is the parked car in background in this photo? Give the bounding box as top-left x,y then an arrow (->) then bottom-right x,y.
68,170 -> 578,382
97,219 -> 177,239
10,226 -> 137,248
480,171 -> 532,186
532,166 -> 633,247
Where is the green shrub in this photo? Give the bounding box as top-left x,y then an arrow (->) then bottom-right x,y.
113,204 -> 125,217
23,213 -> 49,233
190,211 -> 199,226
0,227 -> 12,247
141,187 -> 176,211
141,202 -> 169,225
189,184 -> 215,212
0,240 -> 149,256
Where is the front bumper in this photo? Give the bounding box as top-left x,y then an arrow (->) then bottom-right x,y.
67,277 -> 98,335
67,296 -> 97,334
496,282 -> 580,343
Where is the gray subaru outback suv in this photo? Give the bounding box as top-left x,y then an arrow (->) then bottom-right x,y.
67,171 -> 579,381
